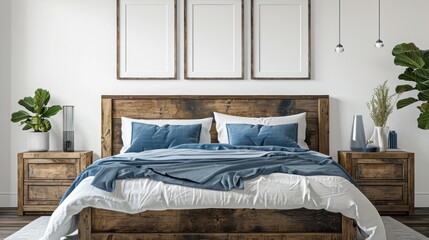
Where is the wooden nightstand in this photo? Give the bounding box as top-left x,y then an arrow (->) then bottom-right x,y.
338,151 -> 414,215
17,151 -> 92,215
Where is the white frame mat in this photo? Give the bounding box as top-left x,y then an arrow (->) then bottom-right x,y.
185,0 -> 244,79
251,0 -> 310,79
117,0 -> 176,79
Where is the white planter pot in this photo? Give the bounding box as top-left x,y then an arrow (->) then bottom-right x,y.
28,132 -> 49,152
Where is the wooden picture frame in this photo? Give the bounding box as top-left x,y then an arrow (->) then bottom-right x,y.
251,0 -> 311,79
117,0 -> 177,80
184,0 -> 244,79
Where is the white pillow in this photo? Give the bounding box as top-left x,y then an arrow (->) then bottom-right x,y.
120,117 -> 213,153
213,112 -> 308,149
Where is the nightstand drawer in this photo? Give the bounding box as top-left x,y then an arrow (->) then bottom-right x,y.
354,158 -> 407,181
359,183 -> 407,205
24,182 -> 71,205
24,159 -> 79,180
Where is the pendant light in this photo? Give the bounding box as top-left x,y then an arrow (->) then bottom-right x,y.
375,0 -> 384,48
335,0 -> 344,53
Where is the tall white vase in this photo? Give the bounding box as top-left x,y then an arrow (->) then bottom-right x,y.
370,126 -> 389,152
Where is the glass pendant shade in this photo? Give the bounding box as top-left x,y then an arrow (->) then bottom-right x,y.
335,44 -> 344,53
350,115 -> 366,151
375,39 -> 384,48
63,106 -> 74,152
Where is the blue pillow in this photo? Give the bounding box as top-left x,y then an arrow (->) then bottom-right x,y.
126,122 -> 202,153
226,123 -> 300,148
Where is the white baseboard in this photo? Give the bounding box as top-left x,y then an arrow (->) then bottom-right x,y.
415,192 -> 429,207
0,192 -> 17,207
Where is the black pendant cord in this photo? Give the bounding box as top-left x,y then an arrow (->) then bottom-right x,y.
338,0 -> 341,44
378,0 -> 381,40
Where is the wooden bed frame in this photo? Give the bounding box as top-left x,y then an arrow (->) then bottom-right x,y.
78,95 -> 357,239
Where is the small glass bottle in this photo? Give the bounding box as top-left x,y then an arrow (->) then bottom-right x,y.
63,106 -> 74,152
388,131 -> 398,149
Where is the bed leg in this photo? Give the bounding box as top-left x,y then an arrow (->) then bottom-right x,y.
342,215 -> 357,239
78,208 -> 92,240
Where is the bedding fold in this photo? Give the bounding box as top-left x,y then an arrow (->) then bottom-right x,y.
61,144 -> 354,202
42,144 -> 385,240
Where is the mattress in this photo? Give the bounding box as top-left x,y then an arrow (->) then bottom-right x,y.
41,173 -> 385,239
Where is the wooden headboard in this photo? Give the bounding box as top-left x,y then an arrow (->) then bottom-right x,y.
101,95 -> 329,157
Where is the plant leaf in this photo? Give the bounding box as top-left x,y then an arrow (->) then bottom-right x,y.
41,105 -> 62,118
416,81 -> 429,91
18,97 -> 35,113
395,84 -> 415,93
397,97 -> 419,109
11,110 -> 31,122
34,89 -> 50,114
423,50 -> 429,68
392,43 -> 420,56
419,80 -> 429,87
22,124 -> 32,131
417,111 -> 429,130
417,90 -> 429,101
394,52 -> 425,69
43,119 -> 51,132
419,103 -> 429,112
398,68 -> 417,82
414,68 -> 429,81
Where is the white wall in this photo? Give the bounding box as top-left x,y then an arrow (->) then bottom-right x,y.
3,0 -> 429,207
0,0 -> 12,206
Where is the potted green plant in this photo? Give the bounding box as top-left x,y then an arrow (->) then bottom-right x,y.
367,81 -> 396,151
392,42 -> 429,130
11,89 -> 62,151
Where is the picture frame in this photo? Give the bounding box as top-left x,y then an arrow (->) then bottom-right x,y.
251,0 -> 310,79
117,0 -> 177,80
184,0 -> 244,79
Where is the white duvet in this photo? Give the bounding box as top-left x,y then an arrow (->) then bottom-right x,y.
41,173 -> 385,240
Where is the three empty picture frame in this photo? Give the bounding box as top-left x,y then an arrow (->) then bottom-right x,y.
117,0 -> 310,80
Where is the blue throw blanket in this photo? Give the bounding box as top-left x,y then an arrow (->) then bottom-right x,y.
61,144 -> 355,202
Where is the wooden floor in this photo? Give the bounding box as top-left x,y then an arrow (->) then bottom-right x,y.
0,208 -> 39,239
0,208 -> 428,239
392,208 -> 429,237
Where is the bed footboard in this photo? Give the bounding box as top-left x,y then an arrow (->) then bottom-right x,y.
78,207 -> 356,239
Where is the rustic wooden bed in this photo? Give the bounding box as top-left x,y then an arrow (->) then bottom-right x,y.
78,95 -> 357,240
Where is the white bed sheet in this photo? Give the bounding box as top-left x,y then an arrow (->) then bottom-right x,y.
41,173 -> 385,240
